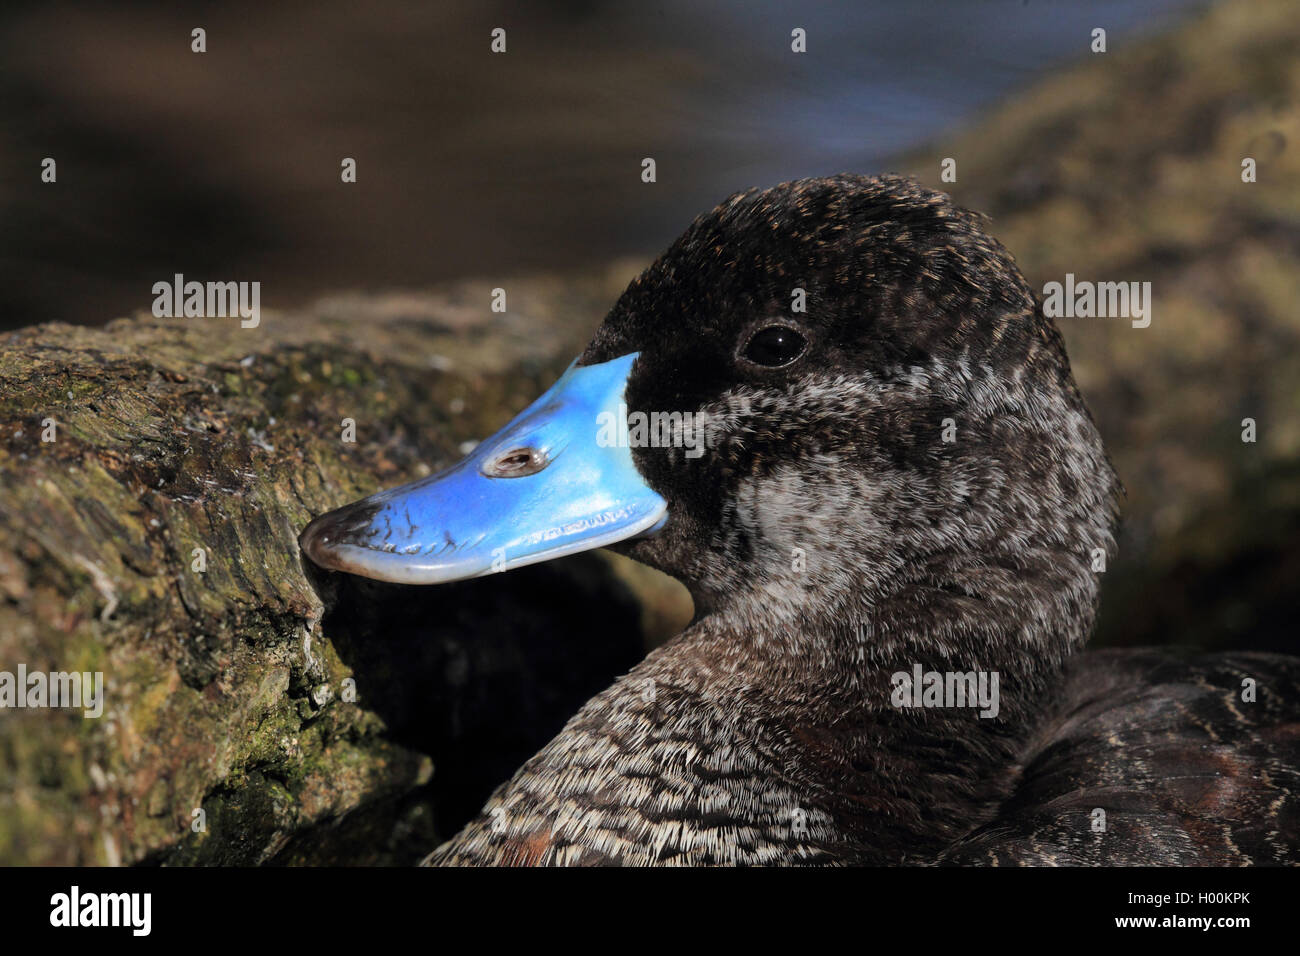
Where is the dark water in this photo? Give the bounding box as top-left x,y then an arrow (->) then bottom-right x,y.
1,0 -> 1205,329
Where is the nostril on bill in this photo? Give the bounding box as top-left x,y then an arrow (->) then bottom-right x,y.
482,445 -> 549,478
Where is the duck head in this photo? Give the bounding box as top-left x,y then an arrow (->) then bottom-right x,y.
302,174 -> 1118,658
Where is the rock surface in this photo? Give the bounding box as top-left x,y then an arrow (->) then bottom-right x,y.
0,268 -> 661,865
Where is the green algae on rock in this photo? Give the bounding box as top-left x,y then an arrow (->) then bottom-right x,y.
0,271 -> 651,865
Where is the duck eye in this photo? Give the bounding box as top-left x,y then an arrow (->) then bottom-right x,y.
742,325 -> 806,368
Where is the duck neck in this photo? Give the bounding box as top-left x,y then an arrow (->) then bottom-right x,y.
652,549 -> 1095,861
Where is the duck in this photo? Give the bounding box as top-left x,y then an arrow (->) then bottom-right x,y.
299,174 -> 1300,866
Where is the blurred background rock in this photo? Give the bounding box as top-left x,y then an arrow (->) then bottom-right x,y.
2,0 -> 1297,863
2,0 -> 1201,329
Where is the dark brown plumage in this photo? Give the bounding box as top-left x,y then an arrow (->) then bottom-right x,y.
940,650 -> 1300,864
420,175 -> 1299,865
